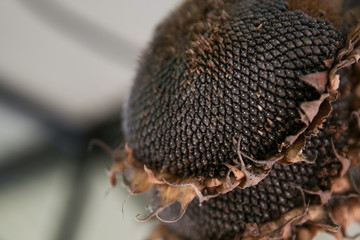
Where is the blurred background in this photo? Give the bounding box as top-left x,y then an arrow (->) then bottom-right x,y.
0,1 -> 358,240
0,1 -> 180,240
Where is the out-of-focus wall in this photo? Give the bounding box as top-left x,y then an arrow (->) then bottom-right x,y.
0,1 -> 180,240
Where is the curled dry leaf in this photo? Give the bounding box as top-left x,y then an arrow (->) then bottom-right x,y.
108,137 -> 285,222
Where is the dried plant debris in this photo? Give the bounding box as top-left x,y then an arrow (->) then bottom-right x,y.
110,0 -> 360,239
147,79 -> 359,240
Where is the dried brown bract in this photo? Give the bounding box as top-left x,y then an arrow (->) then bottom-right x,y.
111,0 -> 360,239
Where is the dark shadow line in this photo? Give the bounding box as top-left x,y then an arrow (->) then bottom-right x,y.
17,0 -> 140,67
53,142 -> 91,240
0,79 -> 83,137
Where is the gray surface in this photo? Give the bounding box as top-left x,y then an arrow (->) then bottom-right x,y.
0,1 -> 178,239
0,103 -> 48,161
0,157 -> 155,240
0,157 -> 73,240
0,0 -> 180,127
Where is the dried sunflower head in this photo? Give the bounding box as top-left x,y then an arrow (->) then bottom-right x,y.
110,0 -> 360,239
149,83 -> 359,239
